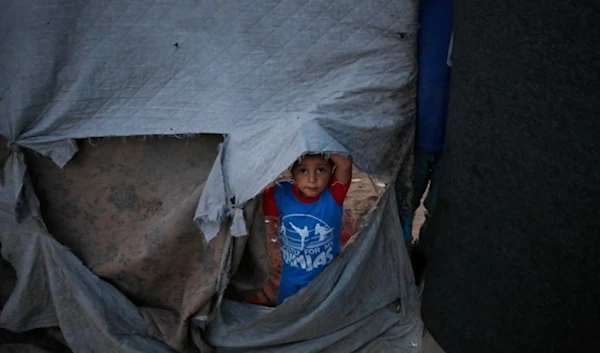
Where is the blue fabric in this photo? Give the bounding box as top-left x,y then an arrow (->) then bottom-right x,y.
273,181 -> 343,304
416,0 -> 454,152
278,280 -> 303,305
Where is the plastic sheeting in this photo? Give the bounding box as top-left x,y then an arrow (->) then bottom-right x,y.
203,189 -> 422,353
1,0 -> 420,352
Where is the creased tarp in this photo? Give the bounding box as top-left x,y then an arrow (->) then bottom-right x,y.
0,0 -> 420,352
20,136 -> 270,352
2,135 -> 420,353
0,0 -> 417,240
0,219 -> 176,353
0,155 -> 176,353
203,188 -> 422,353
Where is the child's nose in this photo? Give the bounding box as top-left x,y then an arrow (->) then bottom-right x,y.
308,173 -> 317,182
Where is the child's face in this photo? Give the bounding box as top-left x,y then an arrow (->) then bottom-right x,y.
292,155 -> 332,198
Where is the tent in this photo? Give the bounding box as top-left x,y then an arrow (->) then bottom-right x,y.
0,1 -> 422,352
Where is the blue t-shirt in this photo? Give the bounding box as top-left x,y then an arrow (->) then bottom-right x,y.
273,181 -> 343,302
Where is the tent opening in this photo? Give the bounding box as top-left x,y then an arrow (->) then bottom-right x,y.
237,165 -> 386,307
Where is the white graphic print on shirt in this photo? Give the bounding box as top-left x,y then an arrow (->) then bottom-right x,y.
280,213 -> 335,272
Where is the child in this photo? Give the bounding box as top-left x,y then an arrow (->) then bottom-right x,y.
263,153 -> 352,304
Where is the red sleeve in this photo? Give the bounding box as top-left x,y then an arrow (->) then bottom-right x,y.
329,173 -> 351,205
262,185 -> 279,217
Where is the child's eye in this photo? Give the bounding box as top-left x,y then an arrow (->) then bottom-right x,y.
298,168 -> 308,174
317,168 -> 326,174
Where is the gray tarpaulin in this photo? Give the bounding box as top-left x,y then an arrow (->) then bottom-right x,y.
203,189 -> 421,353
0,0 -> 420,352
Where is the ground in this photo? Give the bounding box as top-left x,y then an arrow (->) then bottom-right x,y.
345,167 -> 426,243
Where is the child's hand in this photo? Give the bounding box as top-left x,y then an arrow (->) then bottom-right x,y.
329,153 -> 352,185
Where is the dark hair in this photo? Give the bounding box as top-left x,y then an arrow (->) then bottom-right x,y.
291,154 -> 334,171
